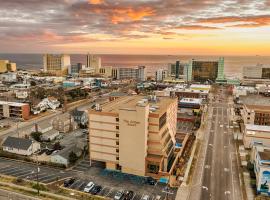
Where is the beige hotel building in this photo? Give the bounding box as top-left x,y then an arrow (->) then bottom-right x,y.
88,95 -> 178,181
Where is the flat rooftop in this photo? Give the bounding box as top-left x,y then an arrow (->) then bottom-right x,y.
240,94 -> 270,109
92,95 -> 176,114
0,101 -> 28,107
246,124 -> 270,132
259,150 -> 270,161
180,98 -> 202,104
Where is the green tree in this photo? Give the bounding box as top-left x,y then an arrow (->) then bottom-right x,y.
31,132 -> 42,142
68,151 -> 78,164
53,141 -> 62,150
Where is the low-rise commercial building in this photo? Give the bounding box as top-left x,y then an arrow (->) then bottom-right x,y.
0,101 -> 30,120
88,95 -> 178,182
0,72 -> 17,83
251,144 -> 270,196
240,95 -> 270,125
243,124 -> 270,148
179,98 -> 202,109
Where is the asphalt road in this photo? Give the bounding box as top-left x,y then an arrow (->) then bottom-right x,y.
0,188 -> 39,200
0,96 -> 108,140
200,88 -> 242,200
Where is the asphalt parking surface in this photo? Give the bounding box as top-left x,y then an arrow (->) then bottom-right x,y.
0,157 -> 177,199
0,157 -> 72,184
64,178 -> 175,200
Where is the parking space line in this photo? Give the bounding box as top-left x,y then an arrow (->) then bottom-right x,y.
0,167 -> 20,173
1,167 -> 24,174
7,169 -> 33,177
42,176 -> 61,184
77,180 -> 85,190
38,174 -> 58,181
17,171 -> 35,179
0,165 -> 11,171
70,180 -> 80,189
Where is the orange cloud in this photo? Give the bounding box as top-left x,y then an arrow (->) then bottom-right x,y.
198,15 -> 270,27
176,25 -> 221,30
88,0 -> 103,5
110,7 -> 155,24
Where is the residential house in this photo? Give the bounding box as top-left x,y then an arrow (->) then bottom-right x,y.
50,145 -> 82,167
52,113 -> 78,133
71,108 -> 88,127
41,129 -> 59,142
2,136 -> 40,156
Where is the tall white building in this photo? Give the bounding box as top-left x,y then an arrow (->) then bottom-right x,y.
156,69 -> 168,81
86,54 -> 101,74
43,54 -> 70,76
138,66 -> 147,82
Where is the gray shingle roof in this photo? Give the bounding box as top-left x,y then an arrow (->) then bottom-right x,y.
2,136 -> 33,150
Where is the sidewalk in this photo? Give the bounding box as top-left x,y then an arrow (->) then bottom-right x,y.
243,172 -> 255,200
176,105 -> 213,200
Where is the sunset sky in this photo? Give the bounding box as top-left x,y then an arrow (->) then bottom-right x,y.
0,0 -> 270,55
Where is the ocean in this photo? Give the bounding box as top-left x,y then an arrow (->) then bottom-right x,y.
1,54 -> 270,78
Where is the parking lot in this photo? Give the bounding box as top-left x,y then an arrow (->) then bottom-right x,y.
64,178 -> 174,200
0,157 -> 177,199
0,157 -> 72,184
177,121 -> 194,133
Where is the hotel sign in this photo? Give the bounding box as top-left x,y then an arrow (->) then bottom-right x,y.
123,120 -> 140,127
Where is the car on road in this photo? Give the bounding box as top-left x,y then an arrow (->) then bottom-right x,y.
122,190 -> 134,200
142,195 -> 150,200
84,182 -> 95,193
63,178 -> 75,187
114,190 -> 124,200
90,185 -> 102,195
144,177 -> 156,185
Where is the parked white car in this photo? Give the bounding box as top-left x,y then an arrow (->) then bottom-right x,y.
84,182 -> 95,193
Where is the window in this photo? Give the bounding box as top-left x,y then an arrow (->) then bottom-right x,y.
116,156 -> 119,160
116,141 -> 119,145
116,118 -> 119,122
116,164 -> 121,170
116,149 -> 119,153
116,126 -> 119,130
116,134 -> 119,138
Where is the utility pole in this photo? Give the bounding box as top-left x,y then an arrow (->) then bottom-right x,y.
36,154 -> 40,195
16,120 -> 19,138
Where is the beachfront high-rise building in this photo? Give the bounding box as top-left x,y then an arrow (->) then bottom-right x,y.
185,57 -> 225,83
88,95 -> 178,180
168,61 -> 183,79
86,54 -> 101,74
138,66 -> 147,81
243,64 -> 270,79
43,54 -> 70,76
0,60 -> 17,73
156,69 -> 168,81
116,66 -> 146,81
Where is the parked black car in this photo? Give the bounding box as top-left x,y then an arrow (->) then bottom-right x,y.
145,177 -> 157,185
90,185 -> 102,195
64,178 -> 75,187
122,190 -> 134,200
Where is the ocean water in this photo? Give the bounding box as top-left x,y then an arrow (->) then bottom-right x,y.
0,54 -> 270,78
